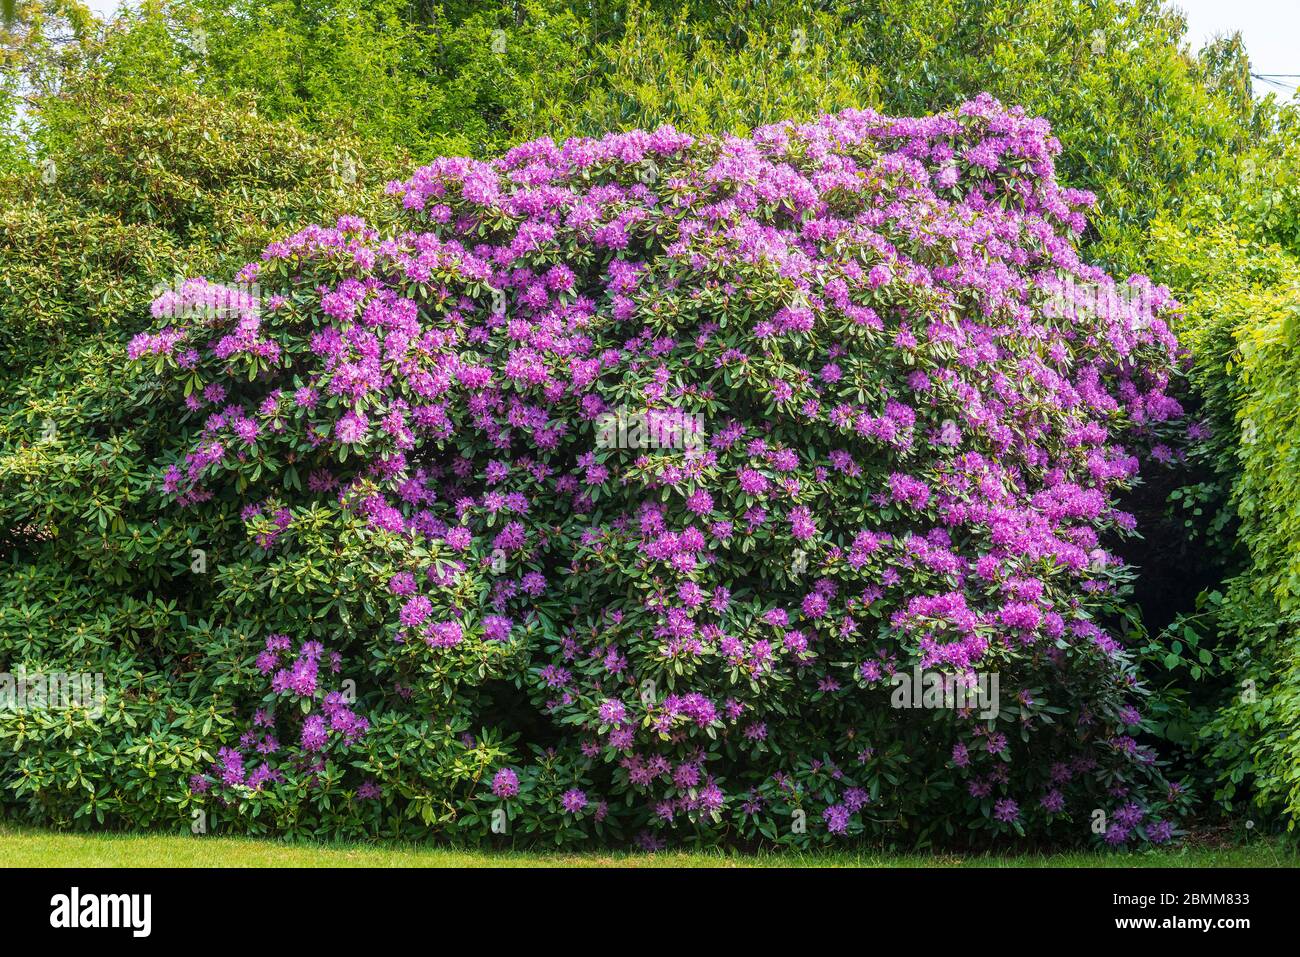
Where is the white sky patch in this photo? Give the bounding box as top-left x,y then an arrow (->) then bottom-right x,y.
1170,0 -> 1299,98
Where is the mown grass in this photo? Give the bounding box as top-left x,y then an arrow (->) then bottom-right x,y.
1,824 -> 1294,867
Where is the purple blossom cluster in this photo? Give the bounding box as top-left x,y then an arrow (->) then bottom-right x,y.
144,95 -> 1191,847
189,636 -> 370,803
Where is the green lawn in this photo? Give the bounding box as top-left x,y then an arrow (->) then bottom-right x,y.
1,824 -> 1294,867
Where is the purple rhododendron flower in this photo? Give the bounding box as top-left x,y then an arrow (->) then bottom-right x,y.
137,96 -> 1188,850
492,768 -> 520,799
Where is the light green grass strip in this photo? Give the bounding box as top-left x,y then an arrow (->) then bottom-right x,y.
1,825 -> 1295,868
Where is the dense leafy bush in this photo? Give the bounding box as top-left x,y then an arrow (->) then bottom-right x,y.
517,0 -> 1257,279
1134,175 -> 1300,829
46,95 -> 1189,847
0,78 -> 394,379
1237,109 -> 1300,255
37,0 -> 1259,278
529,2 -> 883,142
0,81 -> 394,831
71,0 -> 588,161
1181,248 -> 1300,825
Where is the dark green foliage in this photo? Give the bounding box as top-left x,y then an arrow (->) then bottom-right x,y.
0,81 -> 397,830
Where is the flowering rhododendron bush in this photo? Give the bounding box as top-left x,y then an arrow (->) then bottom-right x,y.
128,95 -> 1192,847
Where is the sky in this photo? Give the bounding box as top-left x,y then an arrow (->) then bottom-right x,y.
78,0 -> 1300,99
1173,0 -> 1300,97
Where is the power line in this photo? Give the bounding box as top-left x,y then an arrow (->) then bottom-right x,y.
1250,73 -> 1298,92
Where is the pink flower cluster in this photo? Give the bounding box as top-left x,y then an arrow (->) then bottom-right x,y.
147,94 -> 1188,846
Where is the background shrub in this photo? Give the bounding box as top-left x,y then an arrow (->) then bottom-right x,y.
0,79 -> 394,831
